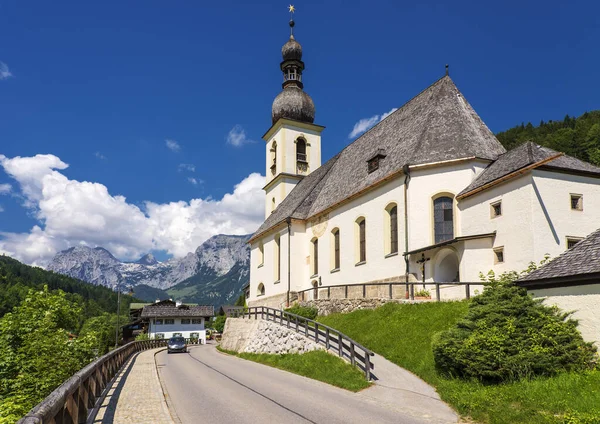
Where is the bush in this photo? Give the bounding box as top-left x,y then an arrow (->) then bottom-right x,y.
213,315 -> 227,333
432,282 -> 597,383
285,305 -> 318,320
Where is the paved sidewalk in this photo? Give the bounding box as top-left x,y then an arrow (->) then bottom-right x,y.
91,348 -> 174,424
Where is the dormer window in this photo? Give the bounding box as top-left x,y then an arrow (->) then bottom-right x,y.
367,149 -> 387,173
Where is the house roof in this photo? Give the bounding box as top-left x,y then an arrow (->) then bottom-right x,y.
457,142 -> 600,199
252,75 -> 506,240
517,228 -> 600,288
141,300 -> 214,318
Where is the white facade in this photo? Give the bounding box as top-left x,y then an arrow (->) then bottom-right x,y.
148,317 -> 207,343
249,157 -> 600,306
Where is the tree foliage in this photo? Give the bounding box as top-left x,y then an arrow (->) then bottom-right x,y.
496,111 -> 600,165
432,261 -> 598,383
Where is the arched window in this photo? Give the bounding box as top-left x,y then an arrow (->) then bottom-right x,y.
257,283 -> 265,297
311,237 -> 319,276
434,196 -> 454,243
331,228 -> 340,270
296,138 -> 307,162
385,203 -> 398,255
270,142 -> 277,175
356,217 -> 366,264
274,234 -> 281,282
312,280 -> 319,300
258,242 -> 264,267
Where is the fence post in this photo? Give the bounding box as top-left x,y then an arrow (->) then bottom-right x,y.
315,323 -> 319,344
350,342 -> 356,366
345,285 -> 348,299
326,328 -> 330,350
410,283 -> 414,300
465,283 -> 471,300
362,284 -> 366,298
328,287 -> 331,299
389,283 -> 392,299
338,333 -> 343,357
305,320 -> 308,337
365,353 -> 371,380
435,283 -> 441,302
287,314 -> 290,328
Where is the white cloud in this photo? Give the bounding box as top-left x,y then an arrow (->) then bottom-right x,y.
0,154 -> 265,265
179,163 -> 195,172
95,152 -> 106,160
226,125 -> 254,147
0,205 -> 4,212
187,177 -> 203,185
348,108 -> 398,139
0,62 -> 12,80
165,139 -> 181,152
0,183 -> 11,194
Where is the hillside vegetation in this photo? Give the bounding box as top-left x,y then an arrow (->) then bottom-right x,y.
496,110 -> 600,165
318,302 -> 600,424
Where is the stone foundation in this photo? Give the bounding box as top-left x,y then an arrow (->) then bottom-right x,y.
220,317 -> 324,355
247,292 -> 298,309
298,298 -> 415,316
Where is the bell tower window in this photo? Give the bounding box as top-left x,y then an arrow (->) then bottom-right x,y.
270,141 -> 277,176
296,138 -> 307,162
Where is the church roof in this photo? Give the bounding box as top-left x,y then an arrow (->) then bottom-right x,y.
457,142 -> 600,199
252,75 -> 506,240
517,227 -> 600,287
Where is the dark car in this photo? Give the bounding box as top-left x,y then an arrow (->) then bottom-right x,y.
167,336 -> 187,354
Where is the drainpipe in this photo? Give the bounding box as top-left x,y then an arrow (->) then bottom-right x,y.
286,217 -> 292,307
402,164 -> 411,299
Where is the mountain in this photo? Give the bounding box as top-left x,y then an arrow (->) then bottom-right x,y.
47,234 -> 251,307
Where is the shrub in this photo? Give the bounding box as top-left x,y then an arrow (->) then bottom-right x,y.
135,333 -> 150,341
432,282 -> 597,383
414,289 -> 431,298
213,315 -> 227,333
285,305 -> 318,320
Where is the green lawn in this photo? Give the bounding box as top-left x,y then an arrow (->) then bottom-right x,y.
218,348 -> 371,392
318,302 -> 600,424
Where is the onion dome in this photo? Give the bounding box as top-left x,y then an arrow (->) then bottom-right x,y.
272,86 -> 315,124
271,16 -> 315,125
282,36 -> 302,61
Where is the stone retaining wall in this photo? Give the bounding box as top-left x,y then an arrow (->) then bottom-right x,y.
298,298 -> 416,316
220,317 -> 324,355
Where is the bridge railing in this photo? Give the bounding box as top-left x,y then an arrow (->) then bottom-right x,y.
297,281 -> 490,302
230,306 -> 375,380
17,339 -> 167,424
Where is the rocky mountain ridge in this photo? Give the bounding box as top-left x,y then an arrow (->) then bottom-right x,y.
46,234 -> 251,306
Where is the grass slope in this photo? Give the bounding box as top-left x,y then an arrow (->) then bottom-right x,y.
318,302 -> 600,424
218,348 -> 371,392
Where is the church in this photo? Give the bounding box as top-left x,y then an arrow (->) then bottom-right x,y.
247,14 -> 600,308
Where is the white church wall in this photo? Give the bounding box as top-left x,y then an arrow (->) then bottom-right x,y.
459,174 -> 536,276
530,170 -> 600,262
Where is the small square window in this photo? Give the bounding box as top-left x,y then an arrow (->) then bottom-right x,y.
164,319 -> 174,325
192,319 -> 202,324
567,238 -> 582,249
491,201 -> 502,218
154,319 -> 163,325
494,247 -> 504,264
571,194 -> 583,211
156,333 -> 165,339
173,332 -> 183,337
367,157 -> 380,173
181,319 -> 190,324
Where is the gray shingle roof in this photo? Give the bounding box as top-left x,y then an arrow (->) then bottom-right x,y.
141,301 -> 214,318
518,228 -> 600,284
458,142 -> 600,198
252,76 -> 506,240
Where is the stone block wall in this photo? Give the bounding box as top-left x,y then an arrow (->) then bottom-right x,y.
220,317 -> 324,355
298,298 -> 414,316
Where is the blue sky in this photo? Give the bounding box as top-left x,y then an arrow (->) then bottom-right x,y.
1,0 -> 599,265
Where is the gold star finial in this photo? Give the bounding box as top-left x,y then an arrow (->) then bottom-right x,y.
288,5 -> 295,13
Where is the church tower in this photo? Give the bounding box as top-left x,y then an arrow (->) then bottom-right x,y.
263,8 -> 324,218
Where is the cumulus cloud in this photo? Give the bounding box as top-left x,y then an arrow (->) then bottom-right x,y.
187,177 -> 203,185
0,62 -> 12,80
226,125 -> 254,147
95,152 -> 106,160
0,205 -> 4,212
0,183 -> 11,194
0,154 -> 265,265
179,163 -> 195,172
165,139 -> 181,152
348,108 -> 398,139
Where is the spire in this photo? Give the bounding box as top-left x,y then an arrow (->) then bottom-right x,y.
272,5 -> 315,125
445,64 -> 449,76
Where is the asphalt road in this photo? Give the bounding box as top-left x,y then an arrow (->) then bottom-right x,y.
155,344 -> 444,424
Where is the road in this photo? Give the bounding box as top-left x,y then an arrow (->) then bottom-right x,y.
155,344 -> 451,424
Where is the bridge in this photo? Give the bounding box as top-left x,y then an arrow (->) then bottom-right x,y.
17,308 -> 458,424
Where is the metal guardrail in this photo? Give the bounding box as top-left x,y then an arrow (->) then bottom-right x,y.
17,339 -> 167,424
230,306 -> 375,380
297,281 -> 490,302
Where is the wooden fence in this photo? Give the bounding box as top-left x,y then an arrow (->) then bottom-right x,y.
230,306 -> 374,380
17,339 -> 166,424
297,281 -> 489,302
